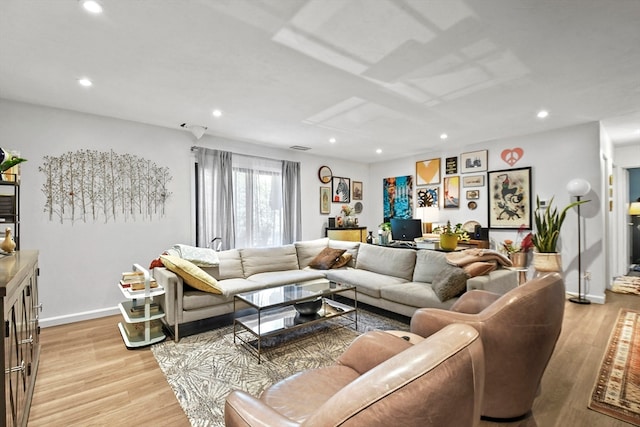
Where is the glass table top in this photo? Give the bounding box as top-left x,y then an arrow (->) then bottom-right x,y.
235,281 -> 354,309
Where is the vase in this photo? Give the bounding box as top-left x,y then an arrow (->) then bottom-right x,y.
1,227 -> 16,253
346,216 -> 355,227
532,252 -> 562,273
366,231 -> 373,244
440,234 -> 458,251
509,252 -> 527,267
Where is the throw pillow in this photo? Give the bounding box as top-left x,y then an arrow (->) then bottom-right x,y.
160,255 -> 222,294
332,252 -> 353,269
463,261 -> 497,277
308,247 -> 346,270
432,264 -> 470,302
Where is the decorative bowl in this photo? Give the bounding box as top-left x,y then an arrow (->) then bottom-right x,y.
294,297 -> 323,315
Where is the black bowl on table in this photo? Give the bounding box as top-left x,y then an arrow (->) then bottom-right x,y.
293,297 -> 323,316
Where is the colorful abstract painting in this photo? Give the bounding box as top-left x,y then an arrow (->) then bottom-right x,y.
383,175 -> 413,220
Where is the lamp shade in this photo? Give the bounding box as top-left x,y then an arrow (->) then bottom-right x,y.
629,202 -> 640,216
566,178 -> 591,197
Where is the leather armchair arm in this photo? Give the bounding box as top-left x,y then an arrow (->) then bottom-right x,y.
410,308 -> 482,338
449,289 -> 502,314
225,390 -> 300,427
337,330 -> 413,375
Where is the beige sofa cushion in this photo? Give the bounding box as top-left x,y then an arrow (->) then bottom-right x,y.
160,255 -> 222,294
295,238 -> 329,268
329,240 -> 360,267
200,249 -> 243,280
412,250 -> 448,283
241,245 -> 299,277
355,244 -> 416,281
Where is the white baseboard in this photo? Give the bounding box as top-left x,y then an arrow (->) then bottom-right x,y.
40,306 -> 120,328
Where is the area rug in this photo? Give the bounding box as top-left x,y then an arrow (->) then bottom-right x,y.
611,276 -> 640,295
152,310 -> 409,427
589,308 -> 640,425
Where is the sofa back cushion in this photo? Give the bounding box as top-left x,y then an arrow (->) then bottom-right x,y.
200,249 -> 243,280
355,244 -> 416,281
295,238 -> 329,268
241,245 -> 299,277
413,250 -> 448,283
329,240 -> 360,267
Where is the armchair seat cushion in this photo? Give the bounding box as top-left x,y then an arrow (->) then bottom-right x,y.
260,366 -> 359,423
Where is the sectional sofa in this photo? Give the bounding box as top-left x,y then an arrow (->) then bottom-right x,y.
153,238 -> 517,340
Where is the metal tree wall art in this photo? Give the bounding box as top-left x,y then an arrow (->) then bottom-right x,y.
39,149 -> 172,224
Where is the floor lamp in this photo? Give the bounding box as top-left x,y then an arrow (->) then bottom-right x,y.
567,178 -> 591,304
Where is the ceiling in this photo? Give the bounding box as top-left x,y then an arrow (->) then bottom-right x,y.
1,0 -> 640,162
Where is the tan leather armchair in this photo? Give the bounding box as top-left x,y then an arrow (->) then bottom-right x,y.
225,324 -> 485,427
410,272 -> 565,419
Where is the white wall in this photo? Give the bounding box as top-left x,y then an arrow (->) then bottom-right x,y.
0,99 -> 370,326
369,122 -> 608,303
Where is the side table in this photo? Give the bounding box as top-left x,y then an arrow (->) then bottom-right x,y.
506,266 -> 529,285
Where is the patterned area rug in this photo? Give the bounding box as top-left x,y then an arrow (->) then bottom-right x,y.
152,309 -> 409,427
612,276 -> 640,295
589,308 -> 640,425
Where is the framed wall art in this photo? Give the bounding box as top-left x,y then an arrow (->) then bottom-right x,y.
383,175 -> 413,220
461,150 -> 488,173
466,190 -> 480,200
445,156 -> 458,174
488,167 -> 532,229
320,187 -> 331,214
417,187 -> 438,208
416,158 -> 441,185
332,176 -> 350,203
443,176 -> 460,209
352,181 -> 363,200
462,175 -> 485,187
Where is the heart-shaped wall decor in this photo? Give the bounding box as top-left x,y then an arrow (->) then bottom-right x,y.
501,148 -> 524,166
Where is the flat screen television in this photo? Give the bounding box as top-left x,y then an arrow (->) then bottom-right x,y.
390,218 -> 423,241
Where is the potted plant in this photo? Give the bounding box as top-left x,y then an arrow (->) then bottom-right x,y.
435,221 -> 469,251
531,195 -> 588,272
378,221 -> 391,245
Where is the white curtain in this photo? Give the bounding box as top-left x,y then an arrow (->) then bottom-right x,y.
196,148 -> 235,250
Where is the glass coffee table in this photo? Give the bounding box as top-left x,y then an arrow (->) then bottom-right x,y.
233,281 -> 357,363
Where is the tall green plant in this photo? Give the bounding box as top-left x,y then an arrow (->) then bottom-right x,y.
532,195 -> 588,253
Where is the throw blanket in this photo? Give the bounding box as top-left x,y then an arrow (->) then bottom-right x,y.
168,244 -> 220,267
446,248 -> 512,268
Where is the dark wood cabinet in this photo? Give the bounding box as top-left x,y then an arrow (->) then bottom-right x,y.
1,251 -> 40,427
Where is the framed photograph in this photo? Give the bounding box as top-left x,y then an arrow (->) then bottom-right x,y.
417,187 -> 438,208
488,167 -> 532,229
443,176 -> 460,209
416,158 -> 441,185
461,150 -> 488,173
320,187 -> 331,214
466,190 -> 480,200
445,156 -> 458,174
463,175 -> 485,187
352,181 -> 363,200
331,176 -> 350,203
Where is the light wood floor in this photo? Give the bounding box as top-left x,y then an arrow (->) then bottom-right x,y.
28,291 -> 640,427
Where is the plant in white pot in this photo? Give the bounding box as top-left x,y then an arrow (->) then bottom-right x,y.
531,195 -> 588,272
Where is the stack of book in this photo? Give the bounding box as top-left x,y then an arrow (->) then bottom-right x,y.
120,271 -> 158,291
129,302 -> 161,317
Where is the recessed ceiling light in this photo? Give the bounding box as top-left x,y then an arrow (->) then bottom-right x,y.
440,133 -> 448,140
212,109 -> 222,118
635,129 -> 640,134
78,78 -> 93,87
329,137 -> 336,143
376,149 -> 382,154
80,0 -> 103,14
537,110 -> 549,119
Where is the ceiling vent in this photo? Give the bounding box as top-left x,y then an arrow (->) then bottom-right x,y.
290,145 -> 311,151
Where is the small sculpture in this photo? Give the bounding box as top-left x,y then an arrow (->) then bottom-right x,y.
1,227 -> 16,253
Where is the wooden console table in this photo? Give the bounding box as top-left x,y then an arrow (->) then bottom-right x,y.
325,227 -> 368,243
